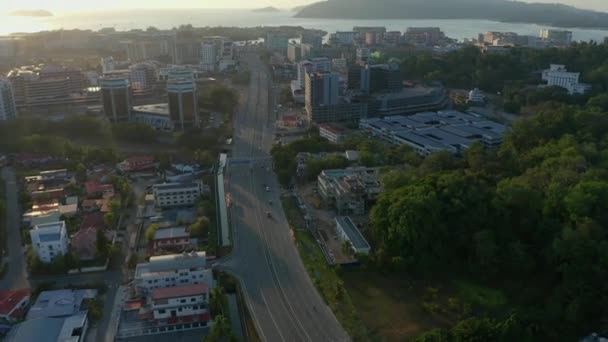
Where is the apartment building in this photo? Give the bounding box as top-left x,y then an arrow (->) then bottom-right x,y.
30,221 -> 69,263
0,77 -> 17,121
134,251 -> 212,295
318,167 -> 381,215
167,79 -> 199,131
153,181 -> 203,208
149,284 -> 210,322
542,64 -> 591,95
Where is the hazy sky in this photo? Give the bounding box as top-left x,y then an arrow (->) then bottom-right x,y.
4,0 -> 608,13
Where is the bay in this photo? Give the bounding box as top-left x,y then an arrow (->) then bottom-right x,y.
1,9 -> 607,42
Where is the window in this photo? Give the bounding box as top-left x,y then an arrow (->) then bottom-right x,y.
190,298 -> 196,302
181,299 -> 186,303
158,309 -> 166,314
193,305 -> 198,310
178,307 -> 182,312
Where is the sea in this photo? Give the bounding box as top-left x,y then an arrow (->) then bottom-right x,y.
1,9 -> 608,42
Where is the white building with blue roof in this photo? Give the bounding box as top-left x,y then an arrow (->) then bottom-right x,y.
30,221 -> 69,263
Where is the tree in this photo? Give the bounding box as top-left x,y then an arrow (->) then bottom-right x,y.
188,217 -> 210,239
104,212 -> 116,228
145,224 -> 162,242
341,240 -> 354,257
75,163 -> 87,182
203,314 -> 234,342
209,287 -> 228,316
96,229 -> 110,260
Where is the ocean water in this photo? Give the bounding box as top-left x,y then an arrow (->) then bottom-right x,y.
1,9 -> 607,42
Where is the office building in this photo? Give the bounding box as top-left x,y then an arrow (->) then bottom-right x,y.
305,72 -> 340,108
332,58 -> 347,73
129,62 -> 158,97
167,79 -> 199,131
542,64 -> 591,95
134,251 -> 211,294
369,85 -> 449,117
370,64 -> 402,93
99,76 -> 131,123
318,167 -> 381,215
132,103 -> 173,131
319,123 -> 347,143
153,181 -> 204,208
265,32 -> 288,51
287,43 -> 303,63
384,31 -> 402,46
101,56 -> 114,74
29,221 -> 69,264
354,26 -> 386,46
347,64 -> 371,94
405,27 -> 445,45
200,41 -> 217,72
540,29 -> 572,45
301,32 -> 323,49
360,111 -> 507,155
335,217 -> 371,255
307,102 -> 367,124
297,57 -> 332,87
0,78 -> 17,121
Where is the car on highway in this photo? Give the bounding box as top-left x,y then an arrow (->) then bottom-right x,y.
266,211 -> 272,218
265,186 -> 270,192
269,200 -> 273,205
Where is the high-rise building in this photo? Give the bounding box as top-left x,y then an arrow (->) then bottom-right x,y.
353,26 -> 386,45
356,47 -> 371,64
173,29 -> 202,64
332,31 -> 356,46
220,39 -> 235,60
384,31 -> 402,46
540,29 -> 572,46
200,42 -> 217,72
101,56 -> 114,74
301,32 -> 323,49
370,64 -> 402,93
0,78 -> 17,121
265,32 -> 289,51
100,77 -> 131,123
129,62 -> 158,97
287,43 -> 303,63
305,72 -> 340,110
168,79 -> 199,131
297,57 -> 332,87
347,64 -> 370,94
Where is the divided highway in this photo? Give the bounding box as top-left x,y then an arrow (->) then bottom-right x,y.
220,54 -> 349,342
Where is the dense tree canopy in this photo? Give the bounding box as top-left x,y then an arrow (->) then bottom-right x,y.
370,102 -> 608,339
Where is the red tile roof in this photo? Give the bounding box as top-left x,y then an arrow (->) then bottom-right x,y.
85,181 -> 115,196
0,289 -> 31,317
151,284 -> 208,301
71,227 -> 97,261
80,212 -> 106,231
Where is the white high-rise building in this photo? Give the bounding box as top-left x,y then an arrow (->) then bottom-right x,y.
200,42 -> 217,72
297,57 -> 332,87
30,221 -> 69,264
0,78 -> 17,122
101,56 -> 114,74
542,64 -> 591,95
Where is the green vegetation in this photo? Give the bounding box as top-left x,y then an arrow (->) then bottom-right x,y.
188,216 -> 210,239
111,122 -> 158,144
367,100 -> 608,340
196,198 -> 218,255
95,228 -> 110,260
145,223 -> 162,242
280,196 -> 305,231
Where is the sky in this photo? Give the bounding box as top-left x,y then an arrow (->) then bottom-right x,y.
4,0 -> 608,13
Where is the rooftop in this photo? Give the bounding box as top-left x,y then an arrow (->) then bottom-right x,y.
0,289 -> 31,316
26,289 -> 97,320
336,216 -> 370,250
135,251 -> 206,279
151,283 -> 208,301
154,182 -> 200,191
132,103 -> 170,116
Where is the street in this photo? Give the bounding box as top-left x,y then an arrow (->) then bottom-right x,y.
0,167 -> 30,291
219,54 -> 349,341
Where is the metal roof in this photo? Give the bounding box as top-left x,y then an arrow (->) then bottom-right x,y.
335,217 -> 370,250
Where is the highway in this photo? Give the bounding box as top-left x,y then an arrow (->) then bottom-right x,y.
220,54 -> 349,342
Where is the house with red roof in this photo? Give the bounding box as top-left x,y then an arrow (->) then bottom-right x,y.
85,181 -> 115,197
80,212 -> 106,231
0,289 -> 31,323
71,226 -> 112,261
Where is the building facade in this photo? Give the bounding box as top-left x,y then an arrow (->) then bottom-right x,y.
540,29 -> 572,45
129,62 -> 158,97
305,72 -> 340,109
200,42 -> 217,73
150,284 -> 209,322
100,77 -> 131,123
542,64 -> 591,95
134,251 -> 211,295
30,221 -> 69,263
318,167 -> 381,215
0,78 -> 17,121
265,32 -> 288,51
167,79 -> 199,131
153,181 -> 204,208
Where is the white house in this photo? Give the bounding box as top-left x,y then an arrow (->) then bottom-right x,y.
30,221 -> 69,263
150,283 -> 209,322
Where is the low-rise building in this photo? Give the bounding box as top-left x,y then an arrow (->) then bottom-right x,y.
335,216 -> 371,255
153,181 -> 204,208
318,167 -> 381,215
360,111 -> 507,155
468,88 -> 485,104
132,103 -> 174,131
542,64 -> 591,95
30,221 -> 69,264
0,289 -> 31,323
318,123 -> 346,143
134,251 -> 212,295
117,155 -> 155,173
149,284 -> 210,323
151,227 -> 194,254
368,85 -> 449,117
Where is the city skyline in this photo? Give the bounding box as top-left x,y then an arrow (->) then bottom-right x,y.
3,0 -> 608,13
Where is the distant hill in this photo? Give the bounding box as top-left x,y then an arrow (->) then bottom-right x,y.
295,0 -> 608,29
8,9 -> 53,17
253,6 -> 280,13
291,5 -> 308,12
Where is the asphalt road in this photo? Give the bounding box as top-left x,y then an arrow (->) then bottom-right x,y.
220,54 -> 349,342
0,167 -> 30,291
